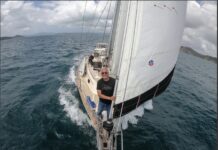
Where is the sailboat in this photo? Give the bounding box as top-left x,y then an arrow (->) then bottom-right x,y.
75,1 -> 187,150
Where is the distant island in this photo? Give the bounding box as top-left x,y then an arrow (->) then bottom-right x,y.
1,34 -> 216,63
180,46 -> 217,63
0,35 -> 24,40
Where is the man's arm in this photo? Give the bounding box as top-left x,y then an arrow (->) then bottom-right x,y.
97,90 -> 115,101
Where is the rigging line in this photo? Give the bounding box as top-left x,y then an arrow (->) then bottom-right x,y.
112,76 -> 172,112
80,0 -> 87,44
121,126 -> 124,150
136,94 -> 141,108
87,1 -> 109,42
108,1 -> 120,59
153,83 -> 160,99
85,1 -> 99,42
102,1 -> 112,43
84,0 -> 113,45
116,1 -> 139,133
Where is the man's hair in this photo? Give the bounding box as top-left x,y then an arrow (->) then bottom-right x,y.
100,67 -> 109,73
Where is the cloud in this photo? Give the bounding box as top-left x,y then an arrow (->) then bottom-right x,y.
1,1 -> 55,35
0,1 -> 217,57
0,1 -> 115,36
182,1 -> 217,57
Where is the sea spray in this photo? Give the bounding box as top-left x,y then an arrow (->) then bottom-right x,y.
66,66 -> 76,84
115,100 -> 153,130
144,99 -> 153,110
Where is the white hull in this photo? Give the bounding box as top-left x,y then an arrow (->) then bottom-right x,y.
75,56 -> 99,129
75,54 -> 117,150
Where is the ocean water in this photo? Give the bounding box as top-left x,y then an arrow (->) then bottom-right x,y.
0,33 -> 216,150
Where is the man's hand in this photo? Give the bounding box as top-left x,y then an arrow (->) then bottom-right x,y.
97,90 -> 116,101
110,96 -> 116,101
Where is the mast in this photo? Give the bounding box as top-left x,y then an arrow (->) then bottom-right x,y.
108,1 -> 131,119
107,1 -> 121,59
110,2 -> 130,76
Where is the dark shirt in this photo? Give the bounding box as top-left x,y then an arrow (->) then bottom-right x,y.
89,55 -> 94,65
97,77 -> 115,104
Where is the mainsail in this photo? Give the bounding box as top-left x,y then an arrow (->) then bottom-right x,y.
110,1 -> 187,118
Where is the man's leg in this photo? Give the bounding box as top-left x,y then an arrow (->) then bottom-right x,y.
105,103 -> 111,119
97,100 -> 104,117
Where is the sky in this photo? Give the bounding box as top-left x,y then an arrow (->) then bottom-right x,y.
0,1 -> 217,57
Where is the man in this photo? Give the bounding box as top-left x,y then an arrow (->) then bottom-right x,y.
97,67 -> 116,119
88,54 -> 94,66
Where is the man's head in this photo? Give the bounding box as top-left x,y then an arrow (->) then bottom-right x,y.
100,67 -> 109,81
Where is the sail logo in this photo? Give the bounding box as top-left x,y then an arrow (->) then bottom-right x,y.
148,60 -> 154,66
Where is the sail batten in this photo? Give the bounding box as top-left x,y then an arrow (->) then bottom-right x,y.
111,1 -> 187,117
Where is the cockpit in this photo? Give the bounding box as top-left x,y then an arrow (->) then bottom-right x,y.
89,43 -> 108,70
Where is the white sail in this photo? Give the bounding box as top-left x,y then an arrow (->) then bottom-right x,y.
112,1 -> 187,117
110,2 -> 129,76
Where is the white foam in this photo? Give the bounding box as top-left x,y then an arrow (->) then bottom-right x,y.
54,130 -> 64,139
66,66 -> 76,84
58,86 -> 90,126
115,100 -> 153,131
144,99 -> 153,110
65,54 -> 87,84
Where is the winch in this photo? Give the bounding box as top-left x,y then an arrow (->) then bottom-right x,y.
103,119 -> 114,132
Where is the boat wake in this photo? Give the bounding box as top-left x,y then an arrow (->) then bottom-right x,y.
66,66 -> 76,84
58,66 -> 90,126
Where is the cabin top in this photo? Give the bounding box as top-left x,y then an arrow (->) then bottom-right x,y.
96,43 -> 108,49
94,43 -> 108,57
